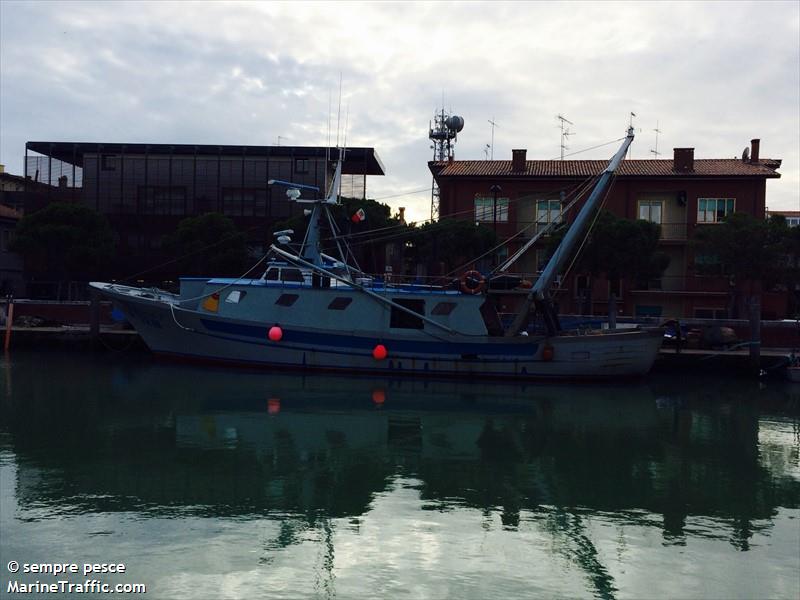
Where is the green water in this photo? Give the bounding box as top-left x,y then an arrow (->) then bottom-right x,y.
0,351 -> 798,599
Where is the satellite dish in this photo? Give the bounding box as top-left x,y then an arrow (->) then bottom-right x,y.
742,147 -> 750,161
286,188 -> 301,200
277,235 -> 291,245
446,115 -> 465,132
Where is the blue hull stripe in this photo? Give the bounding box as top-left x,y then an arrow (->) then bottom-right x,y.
199,318 -> 537,358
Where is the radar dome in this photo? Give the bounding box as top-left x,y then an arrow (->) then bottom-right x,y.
446,115 -> 465,132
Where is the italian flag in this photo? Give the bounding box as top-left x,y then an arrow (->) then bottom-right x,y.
351,208 -> 366,223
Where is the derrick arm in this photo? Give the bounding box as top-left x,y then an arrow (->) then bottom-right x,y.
505,127 -> 635,337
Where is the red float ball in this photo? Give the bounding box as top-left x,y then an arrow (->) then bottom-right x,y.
373,344 -> 387,360
372,389 -> 386,405
268,326 -> 283,342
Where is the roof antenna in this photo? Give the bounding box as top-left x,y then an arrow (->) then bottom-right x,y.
557,114 -> 574,160
650,120 -> 662,158
487,117 -> 498,160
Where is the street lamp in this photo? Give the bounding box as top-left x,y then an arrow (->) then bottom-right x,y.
489,184 -> 502,267
489,184 -> 502,235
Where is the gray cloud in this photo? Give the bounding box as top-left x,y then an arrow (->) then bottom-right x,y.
1,1 -> 797,221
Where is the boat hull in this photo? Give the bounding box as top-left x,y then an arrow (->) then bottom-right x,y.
95,283 -> 663,380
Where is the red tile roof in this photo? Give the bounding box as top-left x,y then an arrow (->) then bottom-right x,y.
0,204 -> 22,220
431,158 -> 781,178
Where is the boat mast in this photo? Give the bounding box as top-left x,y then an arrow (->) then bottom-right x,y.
299,153 -> 343,267
505,127 -> 635,337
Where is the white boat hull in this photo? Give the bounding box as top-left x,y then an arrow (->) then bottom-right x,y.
94,283 -> 663,380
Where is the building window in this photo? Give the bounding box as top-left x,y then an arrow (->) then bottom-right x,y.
295,159 -> 310,174
101,154 -> 117,171
328,297 -> 352,310
694,307 -> 728,319
635,305 -> 663,318
0,229 -> 10,253
222,188 -> 263,217
275,294 -> 299,307
536,200 -> 563,225
390,299 -> 425,329
698,198 -> 735,223
138,186 -> 187,215
431,302 -> 456,316
474,196 -> 509,222
638,200 -> 663,224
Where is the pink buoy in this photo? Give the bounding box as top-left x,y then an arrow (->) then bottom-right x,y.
268,326 -> 283,342
373,344 -> 387,360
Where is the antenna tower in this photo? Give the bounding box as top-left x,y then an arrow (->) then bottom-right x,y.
557,114 -> 574,160
428,106 -> 464,220
650,121 -> 662,158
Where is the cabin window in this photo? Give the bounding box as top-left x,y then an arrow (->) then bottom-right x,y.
275,294 -> 299,307
265,268 -> 279,281
328,297 -> 352,310
431,302 -> 456,316
390,299 -> 425,329
698,198 -> 735,223
281,268 -> 304,283
225,290 -> 246,304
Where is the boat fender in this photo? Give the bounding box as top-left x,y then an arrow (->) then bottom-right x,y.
373,344 -> 388,360
541,344 -> 554,361
460,270 -> 486,295
268,325 -> 283,342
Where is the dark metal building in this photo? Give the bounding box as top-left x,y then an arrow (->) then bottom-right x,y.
21,142 -> 384,285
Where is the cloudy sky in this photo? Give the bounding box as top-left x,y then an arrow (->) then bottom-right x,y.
1,1 -> 798,221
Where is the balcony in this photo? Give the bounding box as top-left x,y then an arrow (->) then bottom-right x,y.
658,222 -> 688,241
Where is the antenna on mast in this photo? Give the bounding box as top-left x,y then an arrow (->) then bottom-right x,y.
557,114 -> 574,160
650,121 -> 662,158
428,103 -> 464,220
335,72 -> 342,147
487,118 -> 498,160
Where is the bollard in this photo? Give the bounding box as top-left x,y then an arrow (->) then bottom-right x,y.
608,294 -> 617,330
748,296 -> 761,372
90,289 -> 101,340
3,296 -> 14,352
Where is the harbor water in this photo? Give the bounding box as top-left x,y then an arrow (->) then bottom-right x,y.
1,350 -> 798,599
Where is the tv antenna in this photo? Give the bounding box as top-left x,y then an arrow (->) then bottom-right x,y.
557,114 -> 574,160
650,121 -> 662,158
276,135 -> 286,146
487,118 -> 498,160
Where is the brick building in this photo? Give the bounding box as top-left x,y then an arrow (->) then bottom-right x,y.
430,139 -> 787,319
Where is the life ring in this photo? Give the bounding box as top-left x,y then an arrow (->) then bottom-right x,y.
460,270 -> 486,295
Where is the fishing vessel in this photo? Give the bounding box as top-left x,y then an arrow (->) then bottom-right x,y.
91,127 -> 663,379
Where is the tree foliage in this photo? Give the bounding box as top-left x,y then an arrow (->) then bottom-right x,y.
547,210 -> 670,284
410,219 -> 497,274
162,213 -> 248,276
10,202 -> 115,280
692,213 -> 794,290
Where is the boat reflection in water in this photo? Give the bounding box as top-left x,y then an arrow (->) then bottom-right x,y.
1,352 -> 798,599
